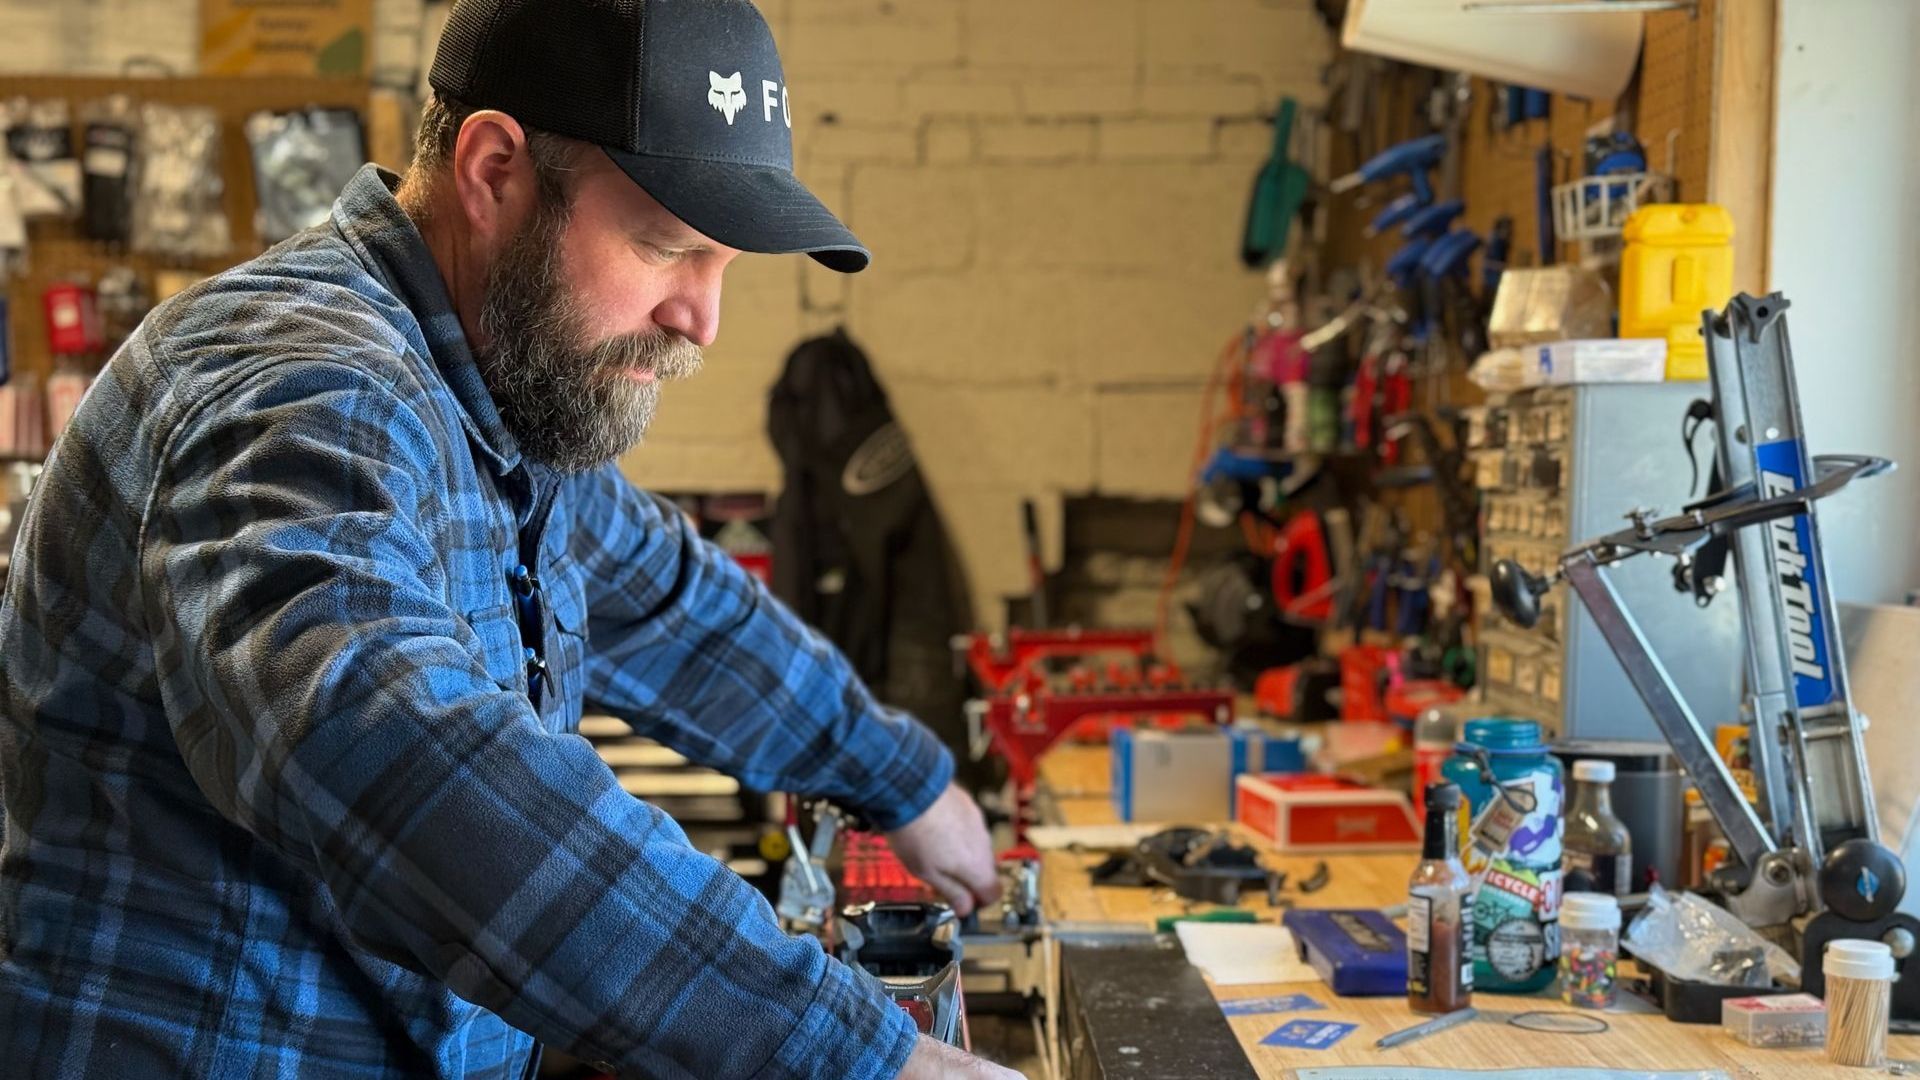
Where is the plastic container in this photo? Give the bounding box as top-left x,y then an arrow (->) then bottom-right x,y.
1617,204 -> 1734,381
1826,940 -> 1895,1067
1722,993 -> 1827,1049
1442,718 -> 1566,994
1558,893 -> 1620,1009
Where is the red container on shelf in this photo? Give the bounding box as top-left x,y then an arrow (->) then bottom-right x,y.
43,281 -> 105,358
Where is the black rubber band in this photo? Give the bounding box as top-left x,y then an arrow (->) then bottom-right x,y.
1507,1011 -> 1610,1035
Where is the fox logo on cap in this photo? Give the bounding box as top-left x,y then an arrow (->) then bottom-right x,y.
708,71 -> 747,125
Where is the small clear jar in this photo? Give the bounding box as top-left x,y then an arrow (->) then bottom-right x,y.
1559,893 -> 1621,1009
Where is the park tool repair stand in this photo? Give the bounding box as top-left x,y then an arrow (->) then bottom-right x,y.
1490,293 -> 1920,1019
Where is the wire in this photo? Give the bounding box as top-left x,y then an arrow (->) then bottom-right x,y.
1154,332 -> 1250,653
1681,400 -> 1714,499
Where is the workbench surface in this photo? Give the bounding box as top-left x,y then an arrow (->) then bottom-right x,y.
1036,745 -> 1917,1078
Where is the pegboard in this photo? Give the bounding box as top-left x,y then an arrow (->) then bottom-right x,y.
1636,0 -> 1716,205
2,74 -> 371,386
1325,4 -> 1716,281
1314,4 -> 1723,547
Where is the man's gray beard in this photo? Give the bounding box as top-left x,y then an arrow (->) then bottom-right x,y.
473,202 -> 703,473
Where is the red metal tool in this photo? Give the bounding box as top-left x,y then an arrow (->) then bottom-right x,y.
978,679 -> 1233,840
1268,511 -> 1336,623
957,628 -> 1234,840
958,627 -> 1159,693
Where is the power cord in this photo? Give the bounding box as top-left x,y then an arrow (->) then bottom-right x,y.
1681,399 -> 1715,499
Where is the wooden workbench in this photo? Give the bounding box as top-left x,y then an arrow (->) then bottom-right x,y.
1036,745 -> 1916,1078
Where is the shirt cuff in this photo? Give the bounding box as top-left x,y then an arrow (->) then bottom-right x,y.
860,712 -> 955,832
759,948 -> 921,1080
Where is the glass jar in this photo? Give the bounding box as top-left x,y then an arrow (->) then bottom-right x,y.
1558,893 -> 1621,1009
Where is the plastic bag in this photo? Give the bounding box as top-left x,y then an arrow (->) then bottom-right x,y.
3,97 -> 81,220
131,103 -> 229,259
246,107 -> 365,243
1623,885 -> 1801,987
1467,347 -> 1544,393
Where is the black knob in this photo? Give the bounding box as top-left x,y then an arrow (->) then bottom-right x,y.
1821,838 -> 1906,923
1491,559 -> 1548,629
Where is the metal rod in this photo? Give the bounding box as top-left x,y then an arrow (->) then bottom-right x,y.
1376,1007 -> 1478,1050
1563,556 -> 1778,867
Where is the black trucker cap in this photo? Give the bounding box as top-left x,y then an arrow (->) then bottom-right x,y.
429,0 -> 869,273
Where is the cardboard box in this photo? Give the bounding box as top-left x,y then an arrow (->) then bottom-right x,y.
201,0 -> 373,77
1235,773 -> 1421,853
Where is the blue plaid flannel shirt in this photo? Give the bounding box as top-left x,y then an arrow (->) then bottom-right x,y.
0,165 -> 951,1079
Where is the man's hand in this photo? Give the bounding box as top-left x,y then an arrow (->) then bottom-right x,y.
884,783 -> 1001,917
897,1034 -> 1028,1079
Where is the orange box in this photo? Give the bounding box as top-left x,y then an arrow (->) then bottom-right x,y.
1235,773 -> 1422,853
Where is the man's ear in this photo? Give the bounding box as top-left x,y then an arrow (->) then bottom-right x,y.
450,110 -> 539,250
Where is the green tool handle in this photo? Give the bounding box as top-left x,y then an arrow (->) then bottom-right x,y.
1155,909 -> 1259,933
1269,97 -> 1297,161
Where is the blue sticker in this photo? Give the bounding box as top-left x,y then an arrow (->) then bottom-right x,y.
1221,994 -> 1326,1017
1261,1020 -> 1359,1050
1754,438 -> 1837,711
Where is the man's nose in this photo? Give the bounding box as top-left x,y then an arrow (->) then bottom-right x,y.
651,280 -> 722,349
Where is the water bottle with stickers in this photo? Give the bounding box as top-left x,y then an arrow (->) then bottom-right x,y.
1441,718 -> 1566,994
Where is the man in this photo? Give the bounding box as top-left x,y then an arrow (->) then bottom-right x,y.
0,1 -> 1023,1077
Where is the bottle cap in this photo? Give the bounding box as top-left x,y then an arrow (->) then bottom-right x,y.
1426,782 -> 1462,812
1825,939 -> 1896,981
1573,759 -> 1616,783
1560,892 -> 1621,931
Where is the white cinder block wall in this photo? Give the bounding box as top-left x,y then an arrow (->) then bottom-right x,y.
0,0 -> 1334,628
624,0 -> 1334,626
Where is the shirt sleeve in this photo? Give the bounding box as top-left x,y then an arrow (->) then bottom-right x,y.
565,465 -> 954,832
139,359 -> 919,1080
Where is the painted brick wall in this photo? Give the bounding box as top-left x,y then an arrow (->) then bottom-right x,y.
0,0 -> 1333,628
621,0 -> 1333,625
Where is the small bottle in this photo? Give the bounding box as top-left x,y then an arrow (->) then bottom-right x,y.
1558,893 -> 1621,1009
1409,782 -> 1474,1015
1564,760 -> 1632,896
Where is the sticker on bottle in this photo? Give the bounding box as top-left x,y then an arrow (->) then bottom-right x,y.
1408,895 -> 1432,952
1470,777 -> 1537,856
1408,894 -> 1433,997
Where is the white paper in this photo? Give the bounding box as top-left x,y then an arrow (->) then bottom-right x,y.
1024,824 -> 1160,851
1174,921 -> 1319,986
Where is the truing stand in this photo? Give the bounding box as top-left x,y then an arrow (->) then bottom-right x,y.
1490,294 -> 1919,1016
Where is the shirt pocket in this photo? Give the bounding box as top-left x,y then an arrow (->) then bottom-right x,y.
462,603 -> 527,696
546,559 -> 589,735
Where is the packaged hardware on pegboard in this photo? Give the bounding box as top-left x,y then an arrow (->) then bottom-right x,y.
0,170 -> 24,278
3,98 -> 81,221
247,107 -> 365,244
96,266 -> 151,353
131,103 -> 230,260
81,96 -> 138,245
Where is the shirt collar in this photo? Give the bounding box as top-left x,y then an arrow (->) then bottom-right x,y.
331,164 -> 522,476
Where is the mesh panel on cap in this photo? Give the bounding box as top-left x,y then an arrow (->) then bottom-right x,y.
430,0 -> 644,150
